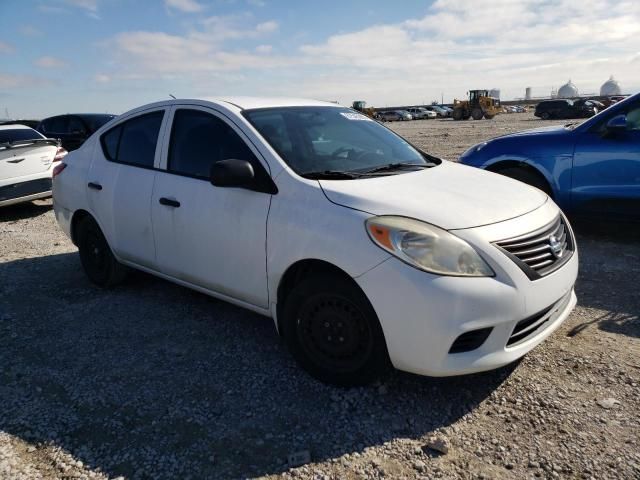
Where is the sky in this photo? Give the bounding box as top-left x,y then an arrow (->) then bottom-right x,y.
0,0 -> 639,118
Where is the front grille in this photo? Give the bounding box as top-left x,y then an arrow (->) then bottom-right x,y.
507,291 -> 572,347
494,215 -> 574,280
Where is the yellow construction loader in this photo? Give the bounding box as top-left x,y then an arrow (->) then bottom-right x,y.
452,90 -> 501,120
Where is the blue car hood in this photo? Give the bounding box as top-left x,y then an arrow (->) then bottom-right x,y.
496,125 -> 568,138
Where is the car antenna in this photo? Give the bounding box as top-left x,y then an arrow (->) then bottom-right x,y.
169,94 -> 176,99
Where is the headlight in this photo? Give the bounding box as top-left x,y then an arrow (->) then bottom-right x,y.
366,216 -> 494,277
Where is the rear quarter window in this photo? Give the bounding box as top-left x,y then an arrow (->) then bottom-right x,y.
99,111 -> 163,168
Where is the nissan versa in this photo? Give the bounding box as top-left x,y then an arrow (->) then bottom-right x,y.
52,98 -> 578,386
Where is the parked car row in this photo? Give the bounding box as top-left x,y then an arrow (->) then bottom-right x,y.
376,105 -> 453,122
1,113 -> 116,207
534,99 -> 602,120
503,105 -> 528,113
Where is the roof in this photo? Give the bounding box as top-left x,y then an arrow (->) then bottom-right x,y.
210,96 -> 341,110
0,124 -> 33,131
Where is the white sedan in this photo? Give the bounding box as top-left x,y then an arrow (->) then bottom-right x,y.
53,98 -> 578,386
1,124 -> 67,207
406,107 -> 437,119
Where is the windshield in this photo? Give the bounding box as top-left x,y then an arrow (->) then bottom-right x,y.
244,107 -> 436,177
0,128 -> 43,143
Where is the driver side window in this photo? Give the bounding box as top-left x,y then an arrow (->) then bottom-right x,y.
168,109 -> 258,179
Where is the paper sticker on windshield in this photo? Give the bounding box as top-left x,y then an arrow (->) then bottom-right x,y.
341,112 -> 372,121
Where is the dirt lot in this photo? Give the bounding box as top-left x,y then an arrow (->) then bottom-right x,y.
1,113 -> 638,480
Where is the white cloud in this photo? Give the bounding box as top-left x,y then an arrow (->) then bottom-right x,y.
247,0 -> 266,6
256,44 -> 273,54
65,0 -> 97,12
97,0 -> 640,103
34,56 -> 68,68
0,42 -> 13,54
19,25 -> 43,37
0,73 -> 51,88
94,73 -> 111,83
165,0 -> 204,13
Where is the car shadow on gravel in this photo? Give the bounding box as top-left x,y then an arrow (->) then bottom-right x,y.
569,220 -> 640,340
0,252 -> 516,479
0,200 -> 52,222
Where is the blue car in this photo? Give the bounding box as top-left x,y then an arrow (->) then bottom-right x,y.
459,92 -> 640,221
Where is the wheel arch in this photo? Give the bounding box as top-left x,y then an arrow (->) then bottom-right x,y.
275,259 -> 362,335
485,159 -> 555,199
70,209 -> 93,245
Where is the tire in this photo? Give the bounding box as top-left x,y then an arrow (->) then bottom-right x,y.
282,273 -> 389,386
484,113 -> 495,120
540,112 -> 550,120
452,108 -> 464,121
496,167 -> 552,197
471,108 -> 484,120
77,216 -> 128,287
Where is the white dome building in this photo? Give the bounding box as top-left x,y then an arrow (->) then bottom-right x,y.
600,76 -> 622,96
557,80 -> 579,98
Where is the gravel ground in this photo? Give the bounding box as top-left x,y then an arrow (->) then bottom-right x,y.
1,112 -> 638,480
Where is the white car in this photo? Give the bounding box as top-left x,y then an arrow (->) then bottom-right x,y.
406,107 -> 437,119
1,125 -> 67,207
53,98 -> 578,386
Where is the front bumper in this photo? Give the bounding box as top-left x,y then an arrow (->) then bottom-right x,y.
355,201 -> 578,377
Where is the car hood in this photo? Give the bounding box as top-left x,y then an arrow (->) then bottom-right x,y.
319,161 -> 548,230
497,125 -> 568,138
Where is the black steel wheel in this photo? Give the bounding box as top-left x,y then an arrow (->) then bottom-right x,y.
77,216 -> 127,287
282,274 -> 389,386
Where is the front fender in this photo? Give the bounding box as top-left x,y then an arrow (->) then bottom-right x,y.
480,154 -> 573,211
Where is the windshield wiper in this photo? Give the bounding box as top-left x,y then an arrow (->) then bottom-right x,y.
301,170 -> 363,180
359,162 -> 432,175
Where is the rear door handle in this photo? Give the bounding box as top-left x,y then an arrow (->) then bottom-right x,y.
159,197 -> 180,208
88,182 -> 102,191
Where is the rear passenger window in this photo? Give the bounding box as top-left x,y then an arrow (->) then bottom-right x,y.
100,111 -> 164,168
168,109 -> 257,179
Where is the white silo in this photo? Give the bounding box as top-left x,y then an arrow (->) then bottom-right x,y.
525,87 -> 532,100
600,76 -> 622,96
557,80 -> 579,98
489,88 -> 500,99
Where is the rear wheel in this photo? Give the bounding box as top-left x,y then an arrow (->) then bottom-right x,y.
471,108 -> 484,120
540,112 -> 550,120
282,274 -> 389,386
77,216 -> 128,287
496,167 -> 552,197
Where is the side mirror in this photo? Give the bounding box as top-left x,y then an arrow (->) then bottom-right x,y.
210,159 -> 255,188
605,114 -> 627,134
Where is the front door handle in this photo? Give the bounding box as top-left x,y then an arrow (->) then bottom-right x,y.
88,182 -> 102,191
159,197 -> 180,208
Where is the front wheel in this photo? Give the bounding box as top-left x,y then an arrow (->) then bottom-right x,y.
471,108 -> 484,120
282,274 -> 389,386
77,216 -> 128,287
540,112 -> 550,120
